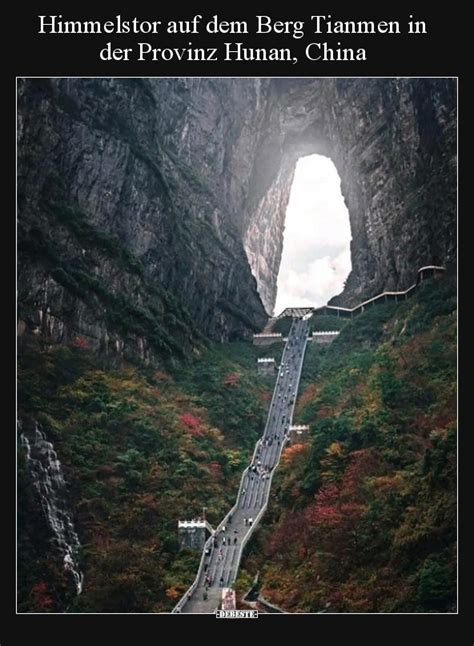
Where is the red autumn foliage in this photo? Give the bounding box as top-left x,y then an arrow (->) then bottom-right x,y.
329,590 -> 344,605
341,449 -> 379,498
71,335 -> 90,349
306,484 -> 341,526
30,582 -> 54,611
223,372 -> 241,386
305,451 -> 380,529
178,412 -> 204,435
316,405 -> 334,419
267,509 -> 308,555
208,461 -> 222,477
257,389 -> 271,403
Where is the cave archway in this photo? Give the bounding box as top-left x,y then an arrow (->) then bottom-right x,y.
242,78 -> 456,317
17,77 -> 456,346
274,154 -> 351,316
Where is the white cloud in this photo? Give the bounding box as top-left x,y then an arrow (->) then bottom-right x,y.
274,155 -> 351,314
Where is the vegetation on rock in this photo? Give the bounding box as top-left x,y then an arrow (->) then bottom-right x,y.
17,337 -> 275,612
17,276 -> 456,613
242,277 -> 457,613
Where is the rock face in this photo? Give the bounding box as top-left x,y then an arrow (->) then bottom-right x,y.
242,78 -> 457,310
17,78 -> 456,359
17,78 -> 269,361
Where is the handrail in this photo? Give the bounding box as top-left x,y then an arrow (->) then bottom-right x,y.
172,532 -> 214,613
174,265 -> 446,612
172,319 -> 301,612
229,331 -> 308,586
253,333 -> 283,338
275,265 -> 445,320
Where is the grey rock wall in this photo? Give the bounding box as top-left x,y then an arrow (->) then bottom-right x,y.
242,78 -> 456,310
17,78 -> 456,360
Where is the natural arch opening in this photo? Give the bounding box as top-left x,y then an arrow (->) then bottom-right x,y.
273,155 -> 352,316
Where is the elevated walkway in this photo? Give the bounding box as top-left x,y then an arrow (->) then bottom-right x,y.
274,266 -> 446,321
173,264 -> 447,614
173,317 -> 310,613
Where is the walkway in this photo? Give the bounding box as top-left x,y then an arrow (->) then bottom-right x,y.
275,266 -> 446,320
173,317 -> 309,613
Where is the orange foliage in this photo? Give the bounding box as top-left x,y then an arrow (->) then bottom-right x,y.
154,370 -> 172,382
282,443 -> 307,462
165,586 -> 180,599
296,383 -> 321,414
369,474 -> 403,494
317,406 -> 334,419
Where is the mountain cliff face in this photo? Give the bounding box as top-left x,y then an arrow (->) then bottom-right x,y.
17,78 -> 456,359
242,78 -> 456,310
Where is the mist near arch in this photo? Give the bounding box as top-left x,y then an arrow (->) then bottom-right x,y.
274,154 -> 352,315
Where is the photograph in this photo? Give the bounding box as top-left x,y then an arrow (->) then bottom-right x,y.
17,77 -> 457,614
